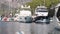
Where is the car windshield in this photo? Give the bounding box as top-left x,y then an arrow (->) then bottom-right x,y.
37,11 -> 48,12
36,8 -> 48,12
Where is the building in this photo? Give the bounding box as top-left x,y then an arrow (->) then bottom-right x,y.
0,0 -> 32,8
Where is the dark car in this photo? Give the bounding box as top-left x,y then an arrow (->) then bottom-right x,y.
34,16 -> 50,24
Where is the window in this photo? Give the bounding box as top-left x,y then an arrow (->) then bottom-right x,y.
36,8 -> 48,12
37,11 -> 48,12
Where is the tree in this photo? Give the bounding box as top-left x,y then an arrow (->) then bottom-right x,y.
0,3 -> 7,15
26,0 -> 59,15
27,0 -> 59,8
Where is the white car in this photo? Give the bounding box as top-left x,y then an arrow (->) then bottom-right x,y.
35,6 -> 48,16
14,15 -> 25,22
20,10 -> 32,16
54,3 -> 60,30
14,16 -> 32,23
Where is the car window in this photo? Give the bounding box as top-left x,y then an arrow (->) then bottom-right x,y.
37,11 -> 48,12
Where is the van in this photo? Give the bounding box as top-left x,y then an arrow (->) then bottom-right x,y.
34,6 -> 50,24
35,6 -> 48,16
20,10 -> 32,17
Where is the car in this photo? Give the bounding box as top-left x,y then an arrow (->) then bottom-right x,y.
19,16 -> 26,22
8,17 -> 14,21
35,6 -> 48,16
35,19 -> 50,24
14,16 -> 32,23
34,16 -> 50,24
2,17 -> 8,21
14,16 -> 26,22
55,22 -> 60,29
54,3 -> 60,30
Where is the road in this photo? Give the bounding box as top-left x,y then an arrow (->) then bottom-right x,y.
0,20 -> 60,34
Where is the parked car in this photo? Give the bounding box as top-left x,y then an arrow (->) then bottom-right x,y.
14,16 -> 32,23
19,16 -> 26,22
35,6 -> 48,16
54,3 -> 60,30
34,16 -> 50,24
8,17 -> 14,21
14,16 -> 25,22
2,17 -> 8,21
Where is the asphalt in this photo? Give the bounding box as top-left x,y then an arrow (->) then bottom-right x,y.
0,20 -> 60,34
